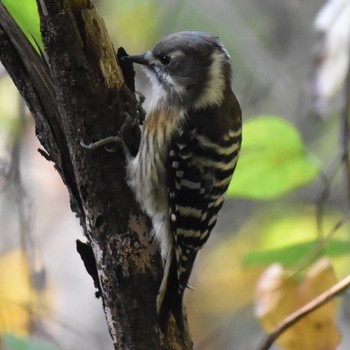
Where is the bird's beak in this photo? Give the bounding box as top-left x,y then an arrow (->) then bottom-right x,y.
121,54 -> 148,65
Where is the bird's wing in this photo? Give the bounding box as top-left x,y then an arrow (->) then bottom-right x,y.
158,97 -> 242,331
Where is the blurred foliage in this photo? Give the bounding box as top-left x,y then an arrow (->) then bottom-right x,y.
100,0 -> 162,52
228,116 -> 321,200
242,207 -> 350,275
0,250 -> 52,338
243,239 -> 350,267
188,205 -> 350,344
3,333 -> 58,350
2,0 -> 41,46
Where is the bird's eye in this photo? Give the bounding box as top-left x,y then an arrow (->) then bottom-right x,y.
158,55 -> 171,65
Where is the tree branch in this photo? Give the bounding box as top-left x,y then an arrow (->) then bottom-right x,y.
0,0 -> 192,348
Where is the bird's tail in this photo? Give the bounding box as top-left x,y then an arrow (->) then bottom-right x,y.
157,251 -> 184,332
156,248 -> 198,332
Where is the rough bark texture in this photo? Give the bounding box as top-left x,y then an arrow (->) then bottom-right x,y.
0,0 -> 193,348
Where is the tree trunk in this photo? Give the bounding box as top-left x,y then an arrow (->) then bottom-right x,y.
0,0 -> 193,348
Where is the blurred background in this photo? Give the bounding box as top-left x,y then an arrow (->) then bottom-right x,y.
0,0 -> 349,349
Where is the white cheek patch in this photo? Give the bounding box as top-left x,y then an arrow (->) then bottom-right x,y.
194,51 -> 228,109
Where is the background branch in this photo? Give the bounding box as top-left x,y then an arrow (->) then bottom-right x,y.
341,44 -> 350,204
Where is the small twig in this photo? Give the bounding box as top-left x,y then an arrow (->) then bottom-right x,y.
340,44 -> 350,203
258,273 -> 350,350
316,152 -> 342,237
289,210 -> 350,277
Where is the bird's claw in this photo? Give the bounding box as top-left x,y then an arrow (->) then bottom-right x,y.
80,111 -> 138,157
80,135 -> 122,152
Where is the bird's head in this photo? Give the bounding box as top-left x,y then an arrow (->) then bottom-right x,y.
122,31 -> 232,109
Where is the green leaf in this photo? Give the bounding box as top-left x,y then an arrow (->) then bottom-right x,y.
228,115 -> 320,199
2,0 -> 42,46
242,239 -> 350,267
3,334 -> 57,350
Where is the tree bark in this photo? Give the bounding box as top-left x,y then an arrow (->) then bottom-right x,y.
0,0 -> 192,348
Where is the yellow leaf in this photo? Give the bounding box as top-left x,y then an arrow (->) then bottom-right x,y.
255,264 -> 300,347
255,258 -> 341,350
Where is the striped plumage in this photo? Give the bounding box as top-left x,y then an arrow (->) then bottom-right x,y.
123,32 -> 242,332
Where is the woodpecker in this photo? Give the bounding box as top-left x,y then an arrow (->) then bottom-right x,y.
121,31 -> 242,331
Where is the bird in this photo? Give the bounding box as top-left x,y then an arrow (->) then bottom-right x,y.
122,31 -> 242,332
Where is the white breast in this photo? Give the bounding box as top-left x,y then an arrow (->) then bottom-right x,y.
126,107 -> 186,219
